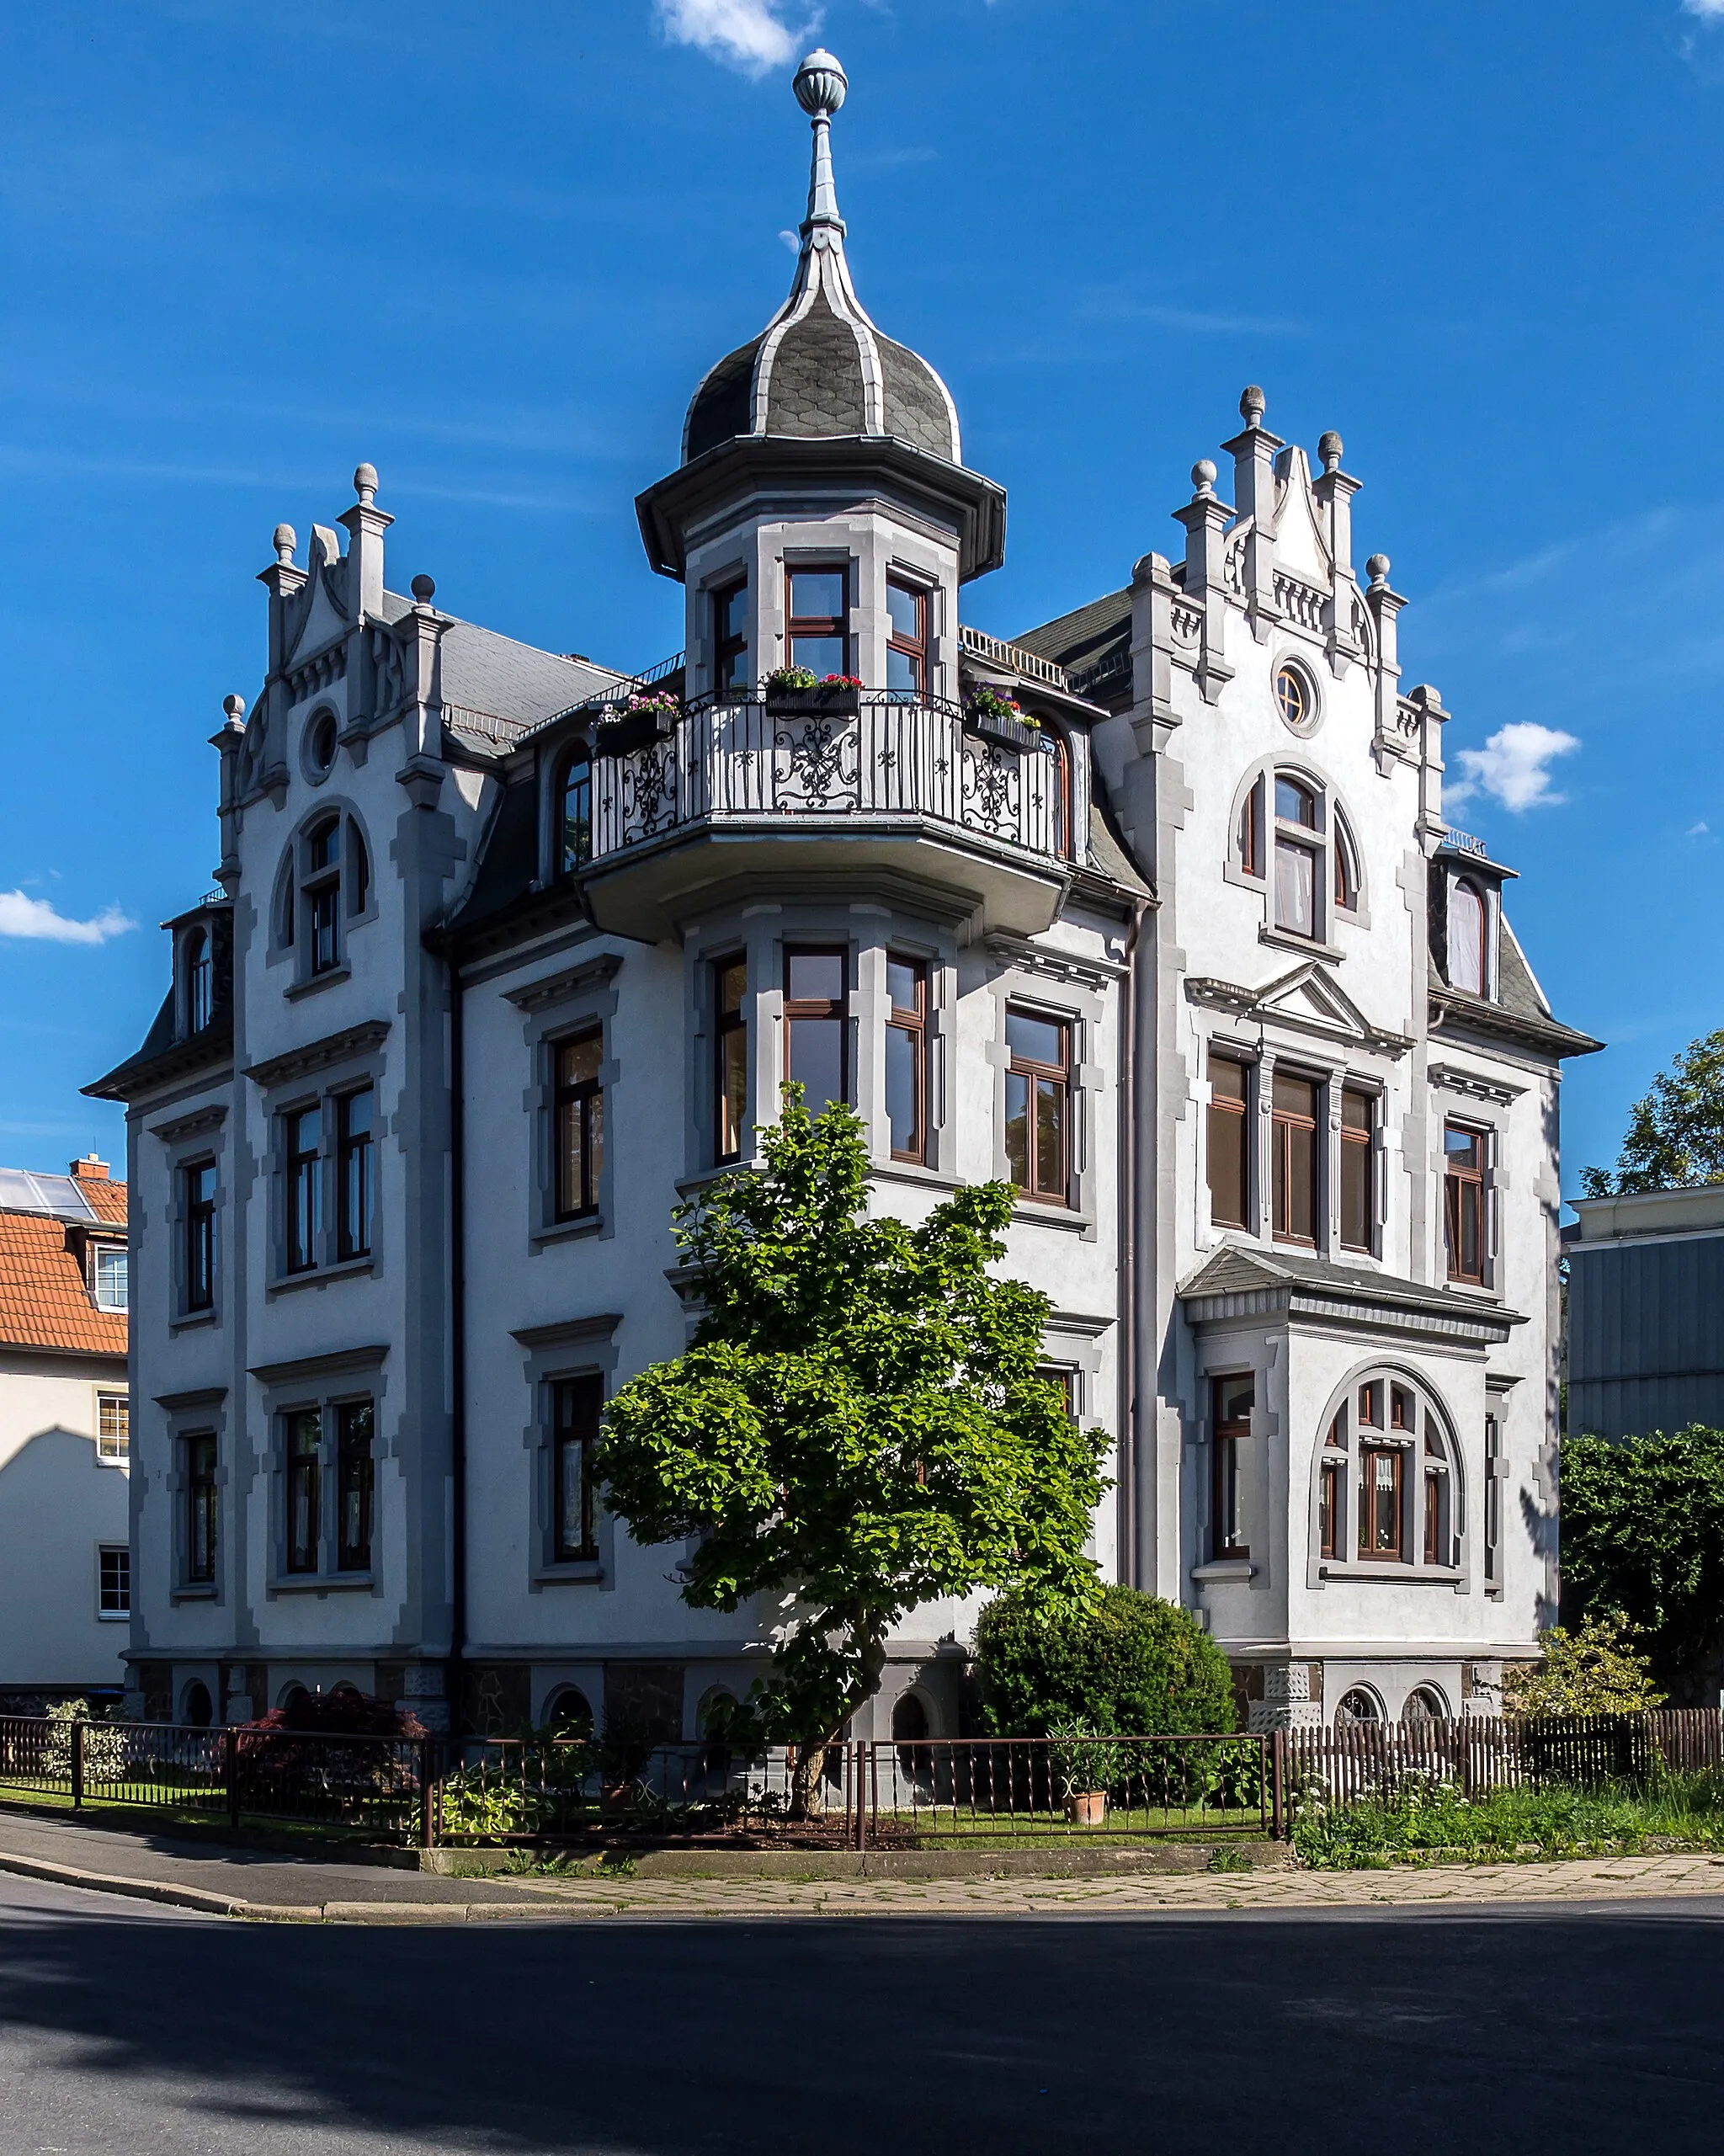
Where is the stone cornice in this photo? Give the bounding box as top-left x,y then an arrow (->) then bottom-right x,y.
243,1020 -> 391,1090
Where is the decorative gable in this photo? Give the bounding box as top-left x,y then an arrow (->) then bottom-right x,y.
1271,446 -> 1332,586
1185,962 -> 1412,1056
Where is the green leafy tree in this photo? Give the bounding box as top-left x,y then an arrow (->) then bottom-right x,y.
1559,1427 -> 1724,1700
1502,1615 -> 1664,1717
974,1583 -> 1237,1737
593,1090 -> 1109,1812
1580,1029 -> 1724,1195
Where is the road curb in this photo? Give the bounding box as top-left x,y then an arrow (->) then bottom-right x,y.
0,1846 -> 283,1920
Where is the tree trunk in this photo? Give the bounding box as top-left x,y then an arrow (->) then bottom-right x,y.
790,1740 -> 828,1820
787,1618 -> 891,1822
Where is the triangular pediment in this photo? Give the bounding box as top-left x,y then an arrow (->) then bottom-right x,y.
1256,962 -> 1377,1044
1272,445 -> 1332,586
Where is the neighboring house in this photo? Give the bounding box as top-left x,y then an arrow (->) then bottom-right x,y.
88,51 -> 1599,1739
1565,1186 -> 1724,1443
0,1157 -> 130,1704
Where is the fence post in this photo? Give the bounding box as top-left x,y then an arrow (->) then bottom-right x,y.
419,1737 -> 436,1850
226,1723 -> 241,1828
1270,1727 -> 1285,1840
854,1740 -> 868,1853
71,1720 -> 84,1811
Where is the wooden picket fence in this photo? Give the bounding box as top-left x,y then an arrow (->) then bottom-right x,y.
1276,1709 -> 1724,1820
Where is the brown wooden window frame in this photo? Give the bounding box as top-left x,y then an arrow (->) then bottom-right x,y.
1206,1052 -> 1251,1230
783,947 -> 849,1119
1004,1006 -> 1072,1207
785,564 -> 849,679
1339,1085 -> 1375,1253
885,953 -> 928,1164
1358,1442 -> 1404,1561
1237,778 -> 1265,879
552,1374 -> 603,1562
1272,775 -> 1322,940
1211,1375 -> 1252,1560
1270,1071 -> 1320,1248
285,1408 -> 322,1574
713,576 -> 749,697
886,578 -> 928,695
1318,1453 -> 1344,1561
1333,812 -> 1360,914
1483,1412 -> 1502,1589
185,1432 -> 218,1585
1443,1121 -> 1487,1286
553,1030 -> 604,1222
714,958 -> 749,1165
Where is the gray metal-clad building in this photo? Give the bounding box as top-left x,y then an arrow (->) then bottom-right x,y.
1566,1187 -> 1724,1441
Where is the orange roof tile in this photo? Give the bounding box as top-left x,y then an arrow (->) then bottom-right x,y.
0,1193 -> 129,1358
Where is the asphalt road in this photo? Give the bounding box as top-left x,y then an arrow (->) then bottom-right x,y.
0,1873 -> 1721,2153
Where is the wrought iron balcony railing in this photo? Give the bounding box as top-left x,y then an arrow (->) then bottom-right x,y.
588,693 -> 1070,866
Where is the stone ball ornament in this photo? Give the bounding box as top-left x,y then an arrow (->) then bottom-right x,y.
793,49 -> 848,117
411,572 -> 437,603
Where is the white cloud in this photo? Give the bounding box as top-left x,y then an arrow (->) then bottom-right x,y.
1683,0 -> 1724,19
0,891 -> 135,945
1445,723 -> 1579,814
1690,820 -> 1711,838
654,0 -> 810,75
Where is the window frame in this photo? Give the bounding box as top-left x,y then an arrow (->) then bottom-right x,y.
1211,1374 -> 1253,1560
1338,1085 -> 1375,1254
184,927 -> 213,1034
1447,876 -> 1488,997
92,1240 -> 129,1313
885,953 -> 929,1164
1274,659 -> 1317,732
785,563 -> 849,679
558,748 -> 593,877
1272,775 -> 1323,940
303,816 -> 343,977
285,1105 -> 324,1275
552,1374 -> 603,1564
1004,1004 -> 1072,1207
184,1159 -> 217,1314
1358,1440 -> 1404,1560
285,1408 -> 322,1574
552,1031 -> 604,1222
98,1543 -> 130,1619
1206,1052 -> 1251,1230
783,946 -> 849,1120
1443,1121 -> 1488,1286
885,577 -> 929,696
335,1399 -> 375,1573
713,577 -> 749,698
96,1390 -> 129,1465
1270,1070 -> 1320,1248
335,1087 -> 375,1262
185,1432 -> 218,1586
714,956 -> 749,1165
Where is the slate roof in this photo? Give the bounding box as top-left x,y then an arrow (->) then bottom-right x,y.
1428,924 -> 1601,1059
1179,1243 -> 1524,1333
0,1179 -> 128,1359
1012,589 -> 1132,674
435,621 -> 627,747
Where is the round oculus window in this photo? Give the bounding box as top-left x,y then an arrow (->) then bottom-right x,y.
304,709 -> 339,781
1274,663 -> 1317,732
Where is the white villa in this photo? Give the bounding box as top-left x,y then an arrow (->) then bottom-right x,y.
89,51 -> 1597,1740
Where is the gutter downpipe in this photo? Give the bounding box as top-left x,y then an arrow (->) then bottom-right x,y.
446,955 -> 467,1738
1118,893 -> 1149,1589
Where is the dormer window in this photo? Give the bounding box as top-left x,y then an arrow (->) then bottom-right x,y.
1447,877 -> 1486,995
559,749 -> 592,876
787,567 -> 848,677
713,579 -> 748,696
886,579 -> 927,695
184,928 -> 212,1034
92,1242 -> 128,1312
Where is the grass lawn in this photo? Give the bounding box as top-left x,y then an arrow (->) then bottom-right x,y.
0,1781 -> 407,1846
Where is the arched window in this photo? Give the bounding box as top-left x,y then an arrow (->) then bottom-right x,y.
181,1680 -> 214,1729
1313,1370 -> 1461,1574
304,816 -> 343,975
1335,1688 -> 1381,1726
1403,1685 -> 1449,1722
184,928 -> 211,1034
1333,812 -> 1360,915
1447,878 -> 1486,995
891,1690 -> 934,1786
346,820 -> 370,916
1042,727 -> 1072,859
546,1686 -> 593,1738
558,751 -> 593,876
1273,775 -> 1321,938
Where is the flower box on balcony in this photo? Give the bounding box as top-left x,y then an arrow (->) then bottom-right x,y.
966,703 -> 1042,754
593,703 -> 678,759
764,684 -> 861,718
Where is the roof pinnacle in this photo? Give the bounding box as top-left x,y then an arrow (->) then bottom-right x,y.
793,50 -> 848,249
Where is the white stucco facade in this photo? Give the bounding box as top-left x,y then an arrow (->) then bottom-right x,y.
92,53 -> 1595,1739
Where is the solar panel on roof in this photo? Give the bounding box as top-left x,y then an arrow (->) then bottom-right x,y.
0,1168 -> 98,1220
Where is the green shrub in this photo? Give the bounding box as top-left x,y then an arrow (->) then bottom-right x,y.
974,1584 -> 1237,1738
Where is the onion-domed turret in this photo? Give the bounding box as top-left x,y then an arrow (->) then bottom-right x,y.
681,51 -> 962,468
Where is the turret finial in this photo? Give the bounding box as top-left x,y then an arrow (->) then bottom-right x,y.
354,462 -> 378,507
1366,553 -> 1391,588
1317,430 -> 1343,473
273,524 -> 296,567
793,50 -> 848,248
222,692 -> 246,725
1240,385 -> 1266,427
1191,459 -> 1217,500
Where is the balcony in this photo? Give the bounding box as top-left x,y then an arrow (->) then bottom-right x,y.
583,693 -> 1074,940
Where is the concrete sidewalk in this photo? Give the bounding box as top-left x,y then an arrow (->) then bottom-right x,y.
3,1810 -> 1724,1921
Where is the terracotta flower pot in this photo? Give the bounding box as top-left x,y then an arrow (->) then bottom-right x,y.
1064,1790 -> 1109,1826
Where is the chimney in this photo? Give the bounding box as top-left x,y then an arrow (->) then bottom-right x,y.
69,1155 -> 109,1182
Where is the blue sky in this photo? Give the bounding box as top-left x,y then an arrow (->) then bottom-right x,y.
3,0 -> 1721,1199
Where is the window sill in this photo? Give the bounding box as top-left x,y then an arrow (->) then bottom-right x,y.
96,1610 -> 130,1623
870,1159 -> 963,1194
1258,924 -> 1344,963
1190,1559 -> 1257,1583
1319,1562 -> 1464,1585
1442,1280 -> 1501,1304
171,1584 -> 218,1603
531,1215 -> 605,1249
285,964 -> 352,1002
267,1256 -> 375,1297
533,1560 -> 604,1586
171,1310 -> 219,1334
1010,1197 -> 1093,1236
266,1572 -> 375,1595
